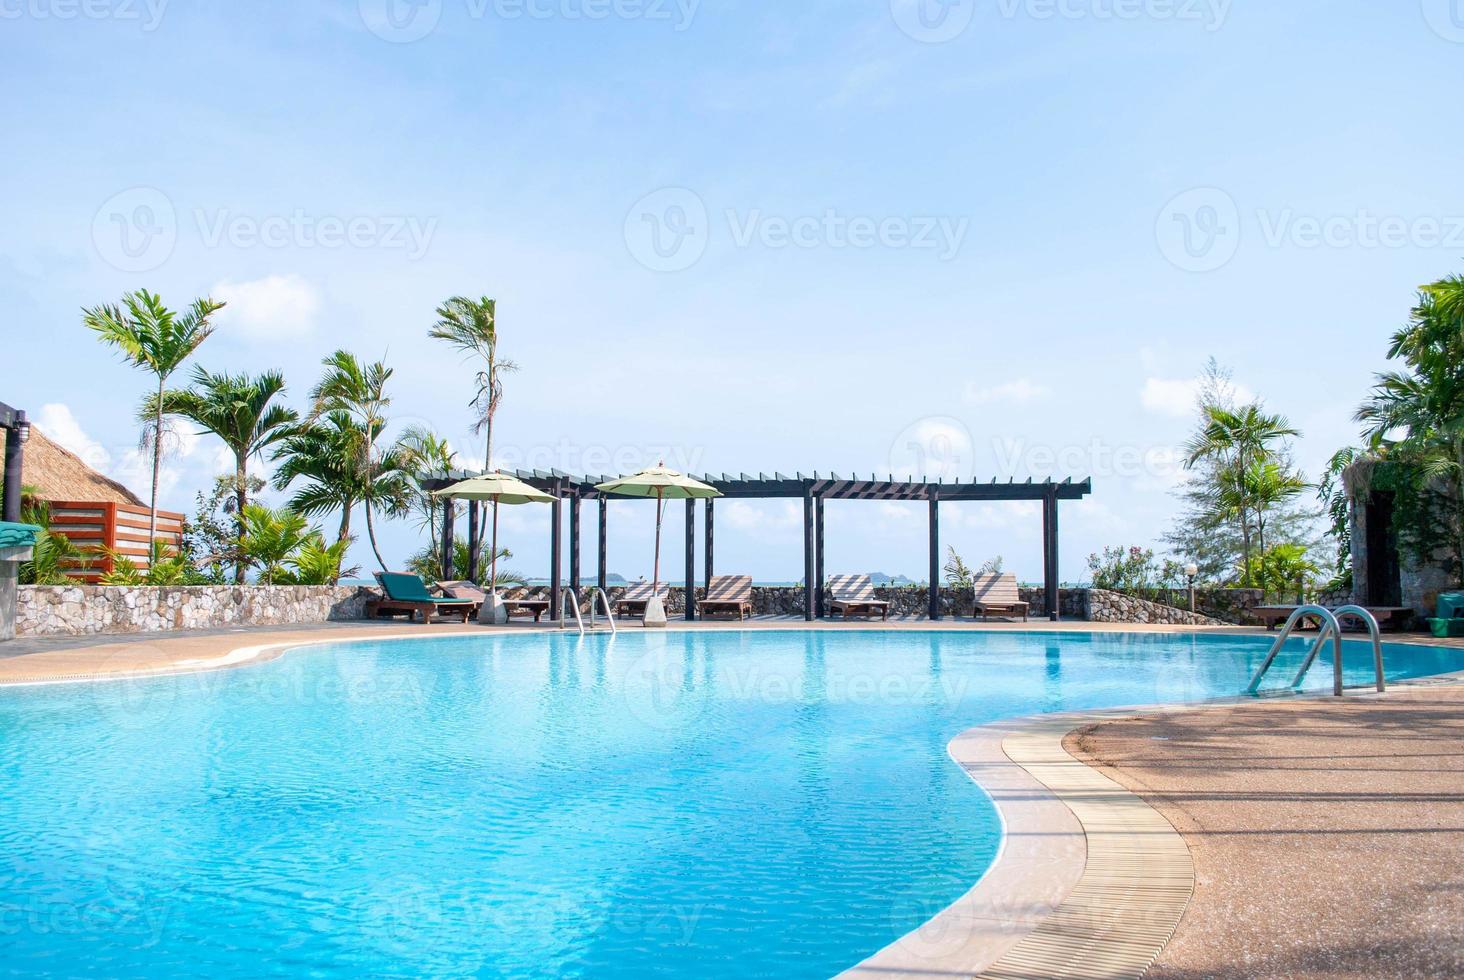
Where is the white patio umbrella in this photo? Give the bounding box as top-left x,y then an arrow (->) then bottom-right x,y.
434,473 -> 556,623
596,464 -> 721,627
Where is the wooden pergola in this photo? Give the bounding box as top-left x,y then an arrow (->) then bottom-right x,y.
420,472 -> 1093,623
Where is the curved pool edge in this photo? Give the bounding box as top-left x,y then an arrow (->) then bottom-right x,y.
846,667 -> 1464,980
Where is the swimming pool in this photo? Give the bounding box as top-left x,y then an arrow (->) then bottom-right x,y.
1,629 -> 1460,976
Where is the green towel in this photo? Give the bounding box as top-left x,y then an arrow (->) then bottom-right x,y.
0,522 -> 41,550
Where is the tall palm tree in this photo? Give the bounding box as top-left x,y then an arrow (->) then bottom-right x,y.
308,351 -> 401,569
271,410 -> 412,557
1184,404 -> 1301,585
144,367 -> 299,582
428,296 -> 517,472
84,290 -> 224,546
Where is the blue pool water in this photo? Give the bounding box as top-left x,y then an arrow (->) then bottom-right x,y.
1,630 -> 1460,977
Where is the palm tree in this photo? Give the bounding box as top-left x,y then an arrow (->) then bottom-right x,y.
429,296 -> 517,472
84,290 -> 224,547
307,352 -> 405,569
144,367 -> 299,582
1184,404 -> 1301,584
238,505 -> 313,585
396,424 -> 460,554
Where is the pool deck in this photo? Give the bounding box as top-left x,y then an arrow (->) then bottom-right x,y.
1,621 -> 1460,977
1068,680 -> 1464,979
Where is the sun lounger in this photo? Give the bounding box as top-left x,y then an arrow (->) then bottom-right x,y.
699,575 -> 754,620
616,581 -> 670,619
826,574 -> 890,620
972,573 -> 1029,622
367,572 -> 477,623
437,581 -> 551,622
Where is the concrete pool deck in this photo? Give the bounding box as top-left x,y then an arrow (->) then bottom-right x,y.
1,622 -> 1460,977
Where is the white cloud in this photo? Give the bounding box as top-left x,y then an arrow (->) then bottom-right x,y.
1141,376 -> 1256,419
212,274 -> 321,340
35,403 -> 112,472
964,378 -> 1051,406
723,500 -> 800,532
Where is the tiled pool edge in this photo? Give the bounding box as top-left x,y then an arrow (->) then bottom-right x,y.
842,705 -> 1197,979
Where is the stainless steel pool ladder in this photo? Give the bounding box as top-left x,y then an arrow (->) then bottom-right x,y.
587,589 -> 618,634
558,588 -> 618,634
1247,604 -> 1385,697
559,588 -> 585,634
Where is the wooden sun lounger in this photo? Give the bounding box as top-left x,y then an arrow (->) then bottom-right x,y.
1254,604 -> 1414,631
972,573 -> 1029,622
699,575 -> 754,620
437,582 -> 552,622
826,574 -> 890,620
368,572 -> 477,623
616,582 -> 670,619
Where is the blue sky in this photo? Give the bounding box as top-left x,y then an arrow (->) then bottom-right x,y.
3,0 -> 1462,583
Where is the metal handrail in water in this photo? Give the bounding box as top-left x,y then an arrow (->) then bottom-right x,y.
1249,603 -> 1387,696
1248,605 -> 1342,696
595,589 -> 618,634
559,588 -> 585,634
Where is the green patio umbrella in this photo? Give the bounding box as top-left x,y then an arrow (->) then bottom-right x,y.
434,473 -> 555,604
596,464 -> 721,626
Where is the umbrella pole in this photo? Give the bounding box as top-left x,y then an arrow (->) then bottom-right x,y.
490,498 -> 500,595
652,489 -> 663,590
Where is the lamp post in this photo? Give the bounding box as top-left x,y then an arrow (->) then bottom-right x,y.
1185,563 -> 1199,613
2,408 -> 27,525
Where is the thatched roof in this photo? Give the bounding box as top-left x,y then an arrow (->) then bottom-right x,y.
0,425 -> 143,506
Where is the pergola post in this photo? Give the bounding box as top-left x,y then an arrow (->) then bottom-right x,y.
550,483 -> 563,618
685,499 -> 696,621
802,491 -> 815,622
928,490 -> 941,621
1043,488 -> 1060,622
597,497 -> 608,593
467,503 -> 480,583
703,497 -> 715,590
569,495 -> 581,595
814,497 -> 825,618
441,497 -> 456,581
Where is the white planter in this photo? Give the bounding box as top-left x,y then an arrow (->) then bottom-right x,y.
642,594 -> 668,629
480,591 -> 509,625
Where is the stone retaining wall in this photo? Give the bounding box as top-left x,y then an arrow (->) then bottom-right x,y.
16,585 -> 375,637
1084,589 -> 1230,627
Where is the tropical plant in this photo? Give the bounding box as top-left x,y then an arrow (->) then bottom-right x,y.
286,533 -> 356,586
97,541 -> 195,586
406,542 -> 523,588
1087,545 -> 1183,595
308,351 -> 407,570
1353,271 -> 1464,577
396,424 -> 460,555
17,493 -> 89,586
144,367 -> 299,582
429,296 -> 517,472
83,290 -> 224,548
943,547 -> 973,588
1182,398 -> 1302,586
183,475 -> 266,582
238,505 -> 314,585
1252,543 -> 1322,600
